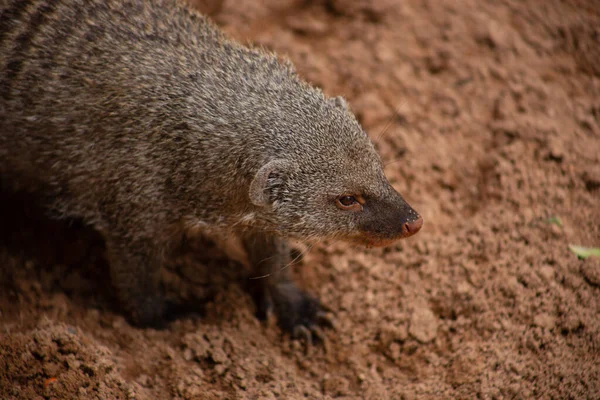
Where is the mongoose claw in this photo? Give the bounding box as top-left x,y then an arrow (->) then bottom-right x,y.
316,311 -> 336,330
309,326 -> 326,343
292,325 -> 313,345
293,325 -> 328,355
270,283 -> 333,346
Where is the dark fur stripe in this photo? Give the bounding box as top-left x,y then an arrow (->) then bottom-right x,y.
39,1 -> 82,71
0,0 -> 35,45
1,0 -> 60,100
18,1 -> 84,110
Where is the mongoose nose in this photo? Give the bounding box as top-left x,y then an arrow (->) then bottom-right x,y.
402,216 -> 423,238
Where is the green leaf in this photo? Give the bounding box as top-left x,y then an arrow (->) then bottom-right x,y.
545,216 -> 563,227
568,245 -> 600,259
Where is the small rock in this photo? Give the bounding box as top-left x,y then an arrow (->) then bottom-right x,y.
330,255 -> 350,273
126,387 -> 137,400
425,49 -> 451,74
176,381 -> 186,396
456,281 -> 473,295
210,347 -> 228,364
499,275 -> 521,298
549,224 -> 563,237
257,389 -> 277,400
475,19 -> 512,50
581,257 -> 600,286
323,375 -> 350,397
561,314 -> 583,333
368,307 -> 380,319
286,16 -> 328,36
388,342 -> 401,360
409,306 -> 439,343
137,374 -> 152,388
545,138 -> 564,163
214,364 -> 227,376
65,358 -> 81,371
379,323 -> 408,347
43,362 -> 60,377
538,265 -> 555,282
533,313 -> 555,330
487,20 -> 512,49
581,167 -> 600,192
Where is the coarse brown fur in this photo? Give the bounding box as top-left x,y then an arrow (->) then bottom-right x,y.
0,0 -> 422,337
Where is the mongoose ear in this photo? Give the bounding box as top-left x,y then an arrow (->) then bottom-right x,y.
330,96 -> 348,110
249,159 -> 291,207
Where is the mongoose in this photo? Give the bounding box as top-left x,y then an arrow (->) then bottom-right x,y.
0,0 -> 423,340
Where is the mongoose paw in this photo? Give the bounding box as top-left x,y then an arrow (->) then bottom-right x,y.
271,282 -> 335,346
162,299 -> 203,324
128,296 -> 202,330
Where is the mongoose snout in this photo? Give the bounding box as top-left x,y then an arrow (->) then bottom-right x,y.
354,189 -> 423,247
0,0 -> 423,343
404,217 -> 424,236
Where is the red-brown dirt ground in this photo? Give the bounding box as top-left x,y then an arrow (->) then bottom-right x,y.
1,0 -> 599,398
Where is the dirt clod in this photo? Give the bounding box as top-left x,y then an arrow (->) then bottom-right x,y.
409,306 -> 439,344
581,257 -> 600,287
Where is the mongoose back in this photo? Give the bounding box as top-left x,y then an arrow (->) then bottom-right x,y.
0,0 -> 423,338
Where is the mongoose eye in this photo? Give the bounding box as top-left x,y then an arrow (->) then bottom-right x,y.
336,195 -> 363,211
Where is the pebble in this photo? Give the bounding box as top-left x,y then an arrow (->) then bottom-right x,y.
580,257 -> 600,286
183,347 -> 193,361
456,281 -> 473,295
533,313 -> 555,330
538,265 -> 555,282
286,16 -> 328,36
409,306 -> 439,343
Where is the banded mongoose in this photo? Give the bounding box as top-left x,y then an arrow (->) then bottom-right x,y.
0,0 -> 423,340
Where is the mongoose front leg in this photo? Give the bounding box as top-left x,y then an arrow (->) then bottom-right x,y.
104,232 -> 198,329
243,231 -> 332,343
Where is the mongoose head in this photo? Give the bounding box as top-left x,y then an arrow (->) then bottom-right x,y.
249,95 -> 423,247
